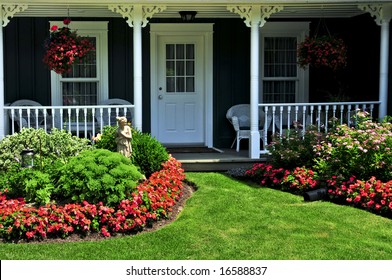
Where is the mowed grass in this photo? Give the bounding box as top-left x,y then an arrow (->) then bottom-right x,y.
1,172 -> 392,260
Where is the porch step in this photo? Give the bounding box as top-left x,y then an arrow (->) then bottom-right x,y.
171,148 -> 269,172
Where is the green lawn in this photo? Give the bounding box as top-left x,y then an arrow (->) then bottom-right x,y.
1,172 -> 392,260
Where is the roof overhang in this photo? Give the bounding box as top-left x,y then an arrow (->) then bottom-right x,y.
2,1 -> 391,19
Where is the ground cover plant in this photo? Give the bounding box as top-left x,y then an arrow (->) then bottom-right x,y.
1,173 -> 392,260
246,110 -> 392,219
0,127 -> 182,242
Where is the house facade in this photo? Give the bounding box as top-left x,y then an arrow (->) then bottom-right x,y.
1,0 -> 391,158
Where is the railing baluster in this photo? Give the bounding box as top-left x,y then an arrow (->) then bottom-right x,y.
271,106 -> 276,135
10,109 -> 15,133
84,108 -> 88,138
317,105 -> 322,132
325,105 -> 329,131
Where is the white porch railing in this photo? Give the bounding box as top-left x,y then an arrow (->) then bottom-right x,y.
259,101 -> 381,154
5,104 -> 134,138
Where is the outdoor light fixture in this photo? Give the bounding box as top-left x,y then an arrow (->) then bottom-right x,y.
21,148 -> 35,168
303,188 -> 327,202
179,11 -> 197,22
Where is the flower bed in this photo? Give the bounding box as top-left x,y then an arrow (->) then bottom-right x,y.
0,157 -> 185,242
246,163 -> 392,219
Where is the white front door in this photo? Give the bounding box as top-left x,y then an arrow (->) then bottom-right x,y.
156,35 -> 204,144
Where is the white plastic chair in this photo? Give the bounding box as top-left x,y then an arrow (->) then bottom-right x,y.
8,99 -> 52,132
226,104 -> 271,152
95,98 -> 133,129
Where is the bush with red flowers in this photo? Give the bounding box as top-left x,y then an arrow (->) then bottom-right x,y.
43,18 -> 95,75
297,35 -> 347,71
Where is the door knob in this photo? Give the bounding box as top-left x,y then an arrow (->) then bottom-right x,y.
158,95 -> 163,100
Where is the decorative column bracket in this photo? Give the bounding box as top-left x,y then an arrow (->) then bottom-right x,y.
359,4 -> 392,26
227,5 -> 283,27
108,4 -> 166,27
2,4 -> 28,27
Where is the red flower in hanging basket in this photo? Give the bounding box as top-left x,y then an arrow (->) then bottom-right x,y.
43,19 -> 95,75
297,35 -> 347,71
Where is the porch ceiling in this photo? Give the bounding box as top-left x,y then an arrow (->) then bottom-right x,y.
10,3 -> 370,19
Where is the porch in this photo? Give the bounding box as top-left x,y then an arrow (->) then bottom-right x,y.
3,100 -> 380,166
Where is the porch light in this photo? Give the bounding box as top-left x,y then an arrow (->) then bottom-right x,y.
179,11 -> 197,22
21,148 -> 35,168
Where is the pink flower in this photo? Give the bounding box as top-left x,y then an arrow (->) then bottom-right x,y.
50,25 -> 58,31
63,18 -> 71,25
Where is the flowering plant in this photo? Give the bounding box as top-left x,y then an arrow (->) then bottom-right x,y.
297,35 -> 347,71
43,18 -> 94,75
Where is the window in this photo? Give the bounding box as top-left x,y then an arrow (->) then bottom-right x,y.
260,22 -> 309,103
166,43 -> 195,93
50,21 -> 108,106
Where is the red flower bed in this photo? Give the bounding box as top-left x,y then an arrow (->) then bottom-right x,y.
328,176 -> 392,216
0,157 -> 185,242
246,163 -> 392,219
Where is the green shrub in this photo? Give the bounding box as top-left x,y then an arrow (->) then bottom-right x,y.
93,125 -> 117,152
0,128 -> 92,171
131,130 -> 169,177
267,127 -> 324,170
314,111 -> 392,181
0,163 -> 56,205
55,149 -> 144,206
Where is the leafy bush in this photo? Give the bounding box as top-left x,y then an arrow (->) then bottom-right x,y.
93,125 -> 117,152
55,149 -> 144,206
0,128 -> 92,171
268,127 -> 324,170
131,130 -> 169,177
0,162 -> 56,205
314,111 -> 392,182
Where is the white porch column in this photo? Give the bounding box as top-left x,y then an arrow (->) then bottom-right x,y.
0,6 -> 4,139
0,4 -> 27,139
109,5 -> 165,131
228,5 -> 282,159
360,4 -> 392,119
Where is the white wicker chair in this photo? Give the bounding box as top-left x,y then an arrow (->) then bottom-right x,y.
226,104 -> 271,152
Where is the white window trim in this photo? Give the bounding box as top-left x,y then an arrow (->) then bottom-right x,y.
49,21 -> 108,105
260,22 -> 310,103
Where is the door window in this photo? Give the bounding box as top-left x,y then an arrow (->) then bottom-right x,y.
166,44 -> 195,93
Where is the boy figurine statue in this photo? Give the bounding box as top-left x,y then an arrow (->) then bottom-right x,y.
115,116 -> 132,158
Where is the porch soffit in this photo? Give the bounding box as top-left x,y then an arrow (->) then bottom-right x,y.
4,2 -> 390,19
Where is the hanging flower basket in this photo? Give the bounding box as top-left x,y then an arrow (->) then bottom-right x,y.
297,35 -> 347,71
43,18 -> 95,75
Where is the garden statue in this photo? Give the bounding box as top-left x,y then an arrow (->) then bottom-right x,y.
115,116 -> 132,158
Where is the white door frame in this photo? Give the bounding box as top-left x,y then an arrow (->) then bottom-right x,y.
150,23 -> 214,147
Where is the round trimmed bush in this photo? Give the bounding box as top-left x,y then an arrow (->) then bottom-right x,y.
131,130 -> 169,177
55,149 -> 144,206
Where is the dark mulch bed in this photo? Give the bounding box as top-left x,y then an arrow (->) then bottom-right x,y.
8,183 -> 196,244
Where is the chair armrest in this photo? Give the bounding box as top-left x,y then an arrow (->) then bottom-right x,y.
231,116 -> 240,131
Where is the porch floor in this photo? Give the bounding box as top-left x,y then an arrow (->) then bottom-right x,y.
170,148 -> 269,172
